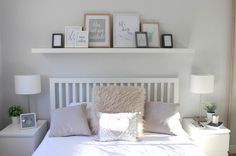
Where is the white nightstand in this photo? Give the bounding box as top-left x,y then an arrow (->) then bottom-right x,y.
0,120 -> 47,156
182,118 -> 230,156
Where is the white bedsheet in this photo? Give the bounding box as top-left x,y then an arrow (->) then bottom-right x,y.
33,131 -> 206,156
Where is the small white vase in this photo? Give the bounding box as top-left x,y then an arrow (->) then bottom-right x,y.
207,112 -> 215,122
11,116 -> 20,124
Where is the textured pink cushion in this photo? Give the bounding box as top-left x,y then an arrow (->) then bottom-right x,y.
144,102 -> 183,135
49,104 -> 91,137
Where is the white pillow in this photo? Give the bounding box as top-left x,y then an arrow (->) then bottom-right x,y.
49,104 -> 91,137
97,112 -> 139,141
144,102 -> 184,135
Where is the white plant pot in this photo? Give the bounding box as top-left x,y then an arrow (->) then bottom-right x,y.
207,112 -> 215,122
11,116 -> 20,124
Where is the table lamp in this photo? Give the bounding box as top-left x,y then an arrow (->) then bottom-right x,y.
14,75 -> 41,113
190,74 -> 214,122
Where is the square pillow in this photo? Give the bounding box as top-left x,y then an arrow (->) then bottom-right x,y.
97,112 -> 138,141
91,86 -> 145,134
49,104 -> 91,137
144,102 -> 184,135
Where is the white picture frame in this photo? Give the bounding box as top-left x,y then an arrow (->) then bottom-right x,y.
20,113 -> 37,129
141,22 -> 160,48
84,13 -> 111,48
65,26 -> 82,48
75,31 -> 89,48
113,13 -> 140,47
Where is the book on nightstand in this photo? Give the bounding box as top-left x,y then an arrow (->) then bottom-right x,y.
205,122 -> 223,129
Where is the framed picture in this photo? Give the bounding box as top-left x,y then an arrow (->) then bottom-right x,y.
65,26 -> 82,48
75,31 -> 89,48
135,32 -> 148,48
113,13 -> 140,47
20,113 -> 37,129
84,13 -> 111,48
141,22 -> 160,48
162,34 -> 173,48
52,33 -> 64,48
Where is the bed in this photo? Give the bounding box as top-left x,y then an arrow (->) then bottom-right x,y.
33,77 -> 206,156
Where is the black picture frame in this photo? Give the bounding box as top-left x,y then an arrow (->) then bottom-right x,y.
135,32 -> 148,48
52,33 -> 64,48
161,34 -> 173,48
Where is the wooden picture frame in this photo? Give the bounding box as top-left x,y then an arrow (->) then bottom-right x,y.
135,32 -> 148,48
162,34 -> 173,48
113,13 -> 140,47
52,33 -> 64,48
84,13 -> 111,48
65,26 -> 82,48
20,113 -> 37,129
141,21 -> 160,48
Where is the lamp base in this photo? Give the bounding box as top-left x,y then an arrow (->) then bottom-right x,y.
193,116 -> 207,122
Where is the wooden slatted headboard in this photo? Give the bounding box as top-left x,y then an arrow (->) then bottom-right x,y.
50,78 -> 179,110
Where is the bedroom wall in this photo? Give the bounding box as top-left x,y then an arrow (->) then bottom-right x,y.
0,0 -> 232,128
0,1 -> 3,130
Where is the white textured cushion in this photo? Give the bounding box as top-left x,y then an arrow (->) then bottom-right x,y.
97,112 -> 138,141
144,102 -> 184,135
49,104 -> 91,137
92,86 -> 145,134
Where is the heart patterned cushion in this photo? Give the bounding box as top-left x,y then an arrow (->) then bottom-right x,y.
97,112 -> 138,141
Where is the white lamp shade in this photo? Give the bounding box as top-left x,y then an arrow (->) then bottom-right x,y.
15,75 -> 41,95
190,74 -> 214,94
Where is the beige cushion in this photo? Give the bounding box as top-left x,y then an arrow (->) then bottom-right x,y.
144,102 -> 183,135
49,104 -> 91,137
92,86 -> 145,134
97,112 -> 138,141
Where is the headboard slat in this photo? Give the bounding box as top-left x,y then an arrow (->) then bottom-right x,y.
50,78 -> 179,110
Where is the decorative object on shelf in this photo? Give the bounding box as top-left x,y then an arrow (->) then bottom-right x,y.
135,32 -> 148,48
202,101 -> 216,122
65,26 -> 82,48
8,105 -> 23,124
75,31 -> 89,48
141,21 -> 160,48
190,74 -> 214,123
20,113 -> 36,129
162,34 -> 173,48
52,33 -> 64,48
84,13 -> 111,48
15,75 -> 41,113
113,13 -> 140,47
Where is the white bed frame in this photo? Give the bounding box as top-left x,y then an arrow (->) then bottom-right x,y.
50,78 -> 179,110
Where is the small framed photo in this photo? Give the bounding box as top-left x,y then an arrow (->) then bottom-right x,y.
65,26 -> 82,48
75,31 -> 89,48
162,34 -> 173,48
84,13 -> 111,48
135,32 -> 148,48
52,33 -> 64,48
113,13 -> 140,47
141,21 -> 160,48
20,113 -> 37,129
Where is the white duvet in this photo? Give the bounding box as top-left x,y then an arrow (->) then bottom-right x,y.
33,132 -> 206,156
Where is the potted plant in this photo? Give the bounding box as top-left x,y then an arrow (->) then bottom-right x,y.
202,101 -> 216,122
8,105 -> 23,124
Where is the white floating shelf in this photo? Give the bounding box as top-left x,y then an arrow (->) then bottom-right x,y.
32,48 -> 195,54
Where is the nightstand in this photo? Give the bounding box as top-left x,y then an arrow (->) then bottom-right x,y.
0,120 -> 47,156
182,118 -> 230,156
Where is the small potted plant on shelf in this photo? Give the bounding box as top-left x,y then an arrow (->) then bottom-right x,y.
202,101 -> 216,122
8,105 -> 23,124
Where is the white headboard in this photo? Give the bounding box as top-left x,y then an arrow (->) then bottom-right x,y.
50,78 -> 179,110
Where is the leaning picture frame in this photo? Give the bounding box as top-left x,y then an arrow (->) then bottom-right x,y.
65,26 -> 82,48
141,21 -> 161,48
113,13 -> 140,47
20,113 -> 37,129
84,13 -> 111,48
135,32 -> 148,48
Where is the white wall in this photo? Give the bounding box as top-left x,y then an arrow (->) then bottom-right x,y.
0,0 -> 3,130
0,0 -> 232,128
